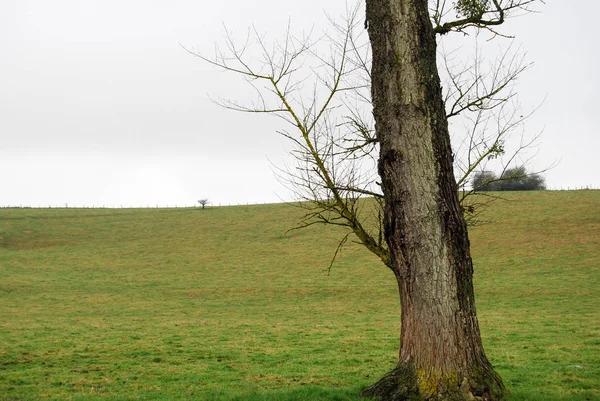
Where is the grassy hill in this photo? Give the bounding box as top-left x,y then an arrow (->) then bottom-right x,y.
1,191 -> 598,400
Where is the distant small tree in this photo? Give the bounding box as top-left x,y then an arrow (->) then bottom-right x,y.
472,166 -> 546,191
197,199 -> 209,209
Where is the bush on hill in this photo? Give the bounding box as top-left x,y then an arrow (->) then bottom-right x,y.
472,166 -> 546,191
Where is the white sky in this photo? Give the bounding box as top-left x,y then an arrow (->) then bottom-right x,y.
1,0 -> 598,207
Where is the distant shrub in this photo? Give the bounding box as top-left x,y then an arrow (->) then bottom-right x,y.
472,170 -> 498,192
472,166 -> 546,191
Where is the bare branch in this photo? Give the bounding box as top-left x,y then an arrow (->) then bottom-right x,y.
195,0 -> 545,269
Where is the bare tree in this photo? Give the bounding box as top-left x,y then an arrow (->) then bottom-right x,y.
190,1 -> 544,399
362,1 -> 541,399
197,199 -> 209,209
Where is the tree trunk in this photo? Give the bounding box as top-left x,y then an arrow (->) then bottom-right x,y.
362,1 -> 505,400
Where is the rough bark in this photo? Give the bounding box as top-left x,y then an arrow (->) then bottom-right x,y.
362,0 -> 505,400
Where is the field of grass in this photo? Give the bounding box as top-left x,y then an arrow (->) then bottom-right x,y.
1,191 -> 598,400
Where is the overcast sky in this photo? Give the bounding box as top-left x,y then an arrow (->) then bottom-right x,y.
1,0 -> 597,207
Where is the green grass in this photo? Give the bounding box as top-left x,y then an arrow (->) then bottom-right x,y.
0,191 -> 598,400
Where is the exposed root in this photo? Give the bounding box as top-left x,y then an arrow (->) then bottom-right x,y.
360,364 -> 421,401
360,363 -> 505,401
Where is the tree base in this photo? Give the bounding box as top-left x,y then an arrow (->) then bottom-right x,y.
361,364 -> 421,401
360,363 -> 505,401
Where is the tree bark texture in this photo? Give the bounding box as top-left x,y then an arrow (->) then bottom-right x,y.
363,1 -> 505,400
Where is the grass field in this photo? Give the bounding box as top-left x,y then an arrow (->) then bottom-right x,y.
1,191 -> 598,400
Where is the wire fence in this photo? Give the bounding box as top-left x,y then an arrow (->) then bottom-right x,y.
547,186 -> 599,191
0,201 -> 281,209
1,187 -> 598,209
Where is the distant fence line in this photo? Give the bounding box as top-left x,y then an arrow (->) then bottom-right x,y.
0,201 -> 277,209
1,187 -> 598,209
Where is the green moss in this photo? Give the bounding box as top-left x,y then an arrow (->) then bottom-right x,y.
417,369 -> 460,398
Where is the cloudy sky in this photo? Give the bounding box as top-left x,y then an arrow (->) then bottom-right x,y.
1,0 -> 597,207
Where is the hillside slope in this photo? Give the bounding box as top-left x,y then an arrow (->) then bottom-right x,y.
0,191 -> 598,400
